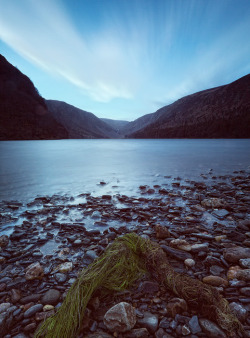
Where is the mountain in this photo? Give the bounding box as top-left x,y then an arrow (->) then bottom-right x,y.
126,74 -> 250,138
0,54 -> 68,140
101,118 -> 129,134
46,100 -> 120,139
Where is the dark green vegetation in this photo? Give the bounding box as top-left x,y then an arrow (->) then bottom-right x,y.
35,233 -> 242,338
0,55 -> 68,140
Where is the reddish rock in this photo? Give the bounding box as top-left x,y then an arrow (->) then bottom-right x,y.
104,302 -> 136,332
203,275 -> 228,287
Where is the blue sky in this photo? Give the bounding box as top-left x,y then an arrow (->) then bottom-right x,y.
0,0 -> 250,121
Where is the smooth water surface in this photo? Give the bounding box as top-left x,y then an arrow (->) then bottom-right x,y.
0,139 -> 250,202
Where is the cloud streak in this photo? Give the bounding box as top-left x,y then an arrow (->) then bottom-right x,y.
0,0 -> 250,118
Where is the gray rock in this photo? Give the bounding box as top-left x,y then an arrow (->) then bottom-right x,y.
24,304 -> 43,318
229,302 -> 248,322
41,289 -> 61,305
104,302 -> 136,332
55,273 -> 67,283
191,243 -> 209,253
20,293 -> 42,304
189,315 -> 201,334
223,247 -> 250,263
12,334 -> 29,338
125,328 -> 150,337
209,265 -> 225,276
137,311 -> 159,333
199,319 -> 226,337
0,303 -> 11,314
155,328 -> 174,338
84,250 -> 98,263
240,287 -> 250,296
212,209 -> 229,219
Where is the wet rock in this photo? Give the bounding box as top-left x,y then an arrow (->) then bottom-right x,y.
181,324 -> 191,335
209,265 -> 224,276
166,298 -> 187,317
240,287 -> 250,296
125,328 -> 149,337
212,209 -> 229,219
155,328 -> 174,338
227,266 -> 242,280
137,311 -> 159,333
235,269 -> 250,281
201,198 -> 225,208
25,262 -> 44,280
57,262 -> 73,273
103,302 -> 136,332
199,318 -> 226,337
229,302 -> 247,322
223,247 -> 250,263
55,273 -> 67,283
12,334 -> 28,338
0,303 -> 11,314
24,304 -> 43,318
161,245 -> 193,261
10,289 -> 22,303
84,250 -> 98,264
191,243 -> 209,253
20,294 -> 42,304
203,275 -> 228,287
184,258 -> 195,268
0,235 -> 9,248
239,258 -> 250,269
189,315 -> 201,334
41,289 -> 61,305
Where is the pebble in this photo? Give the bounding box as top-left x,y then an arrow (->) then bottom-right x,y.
41,289 -> 61,305
24,304 -> 43,318
137,312 -> 159,333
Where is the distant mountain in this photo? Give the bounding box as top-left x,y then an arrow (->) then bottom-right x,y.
119,112 -> 157,137
46,100 -> 120,139
0,54 -> 68,140
127,74 -> 250,138
101,118 -> 129,134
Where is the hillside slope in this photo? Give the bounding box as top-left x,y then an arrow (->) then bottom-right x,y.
0,54 -> 68,140
127,74 -> 250,138
46,100 -> 120,139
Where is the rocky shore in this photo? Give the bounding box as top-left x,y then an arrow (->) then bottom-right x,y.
0,170 -> 250,338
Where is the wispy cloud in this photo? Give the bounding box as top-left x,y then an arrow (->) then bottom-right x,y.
0,0 -> 151,102
0,0 -> 249,118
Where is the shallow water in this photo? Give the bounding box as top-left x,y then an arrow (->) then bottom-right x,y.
0,139 -> 250,202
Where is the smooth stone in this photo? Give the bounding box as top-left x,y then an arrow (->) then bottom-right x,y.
84,332 -> 113,338
189,315 -> 201,334
229,302 -> 248,322
12,334 -> 28,338
240,287 -> 250,296
57,262 -> 73,273
212,209 -> 229,219
35,309 -> 55,321
155,328 -> 174,338
24,304 -> 43,318
223,247 -> 250,263
0,235 -> 9,248
202,275 -> 228,287
191,243 -> 209,253
104,302 -> 136,332
209,265 -> 225,276
20,294 -> 42,304
55,273 -> 67,283
137,311 -> 159,333
239,258 -> 250,269
161,245 -> 193,261
125,328 -> 150,337
0,303 -> 11,314
184,258 -> 195,268
84,250 -> 98,263
25,262 -> 44,280
235,269 -> 250,281
199,319 -> 226,337
41,289 -> 61,305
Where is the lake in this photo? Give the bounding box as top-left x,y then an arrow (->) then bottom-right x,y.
0,139 -> 250,202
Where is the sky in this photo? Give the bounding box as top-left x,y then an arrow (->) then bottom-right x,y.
0,0 -> 250,121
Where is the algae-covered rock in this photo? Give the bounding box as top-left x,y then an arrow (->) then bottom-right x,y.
104,302 -> 136,332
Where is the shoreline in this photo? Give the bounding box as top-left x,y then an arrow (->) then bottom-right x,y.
0,170 -> 250,337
